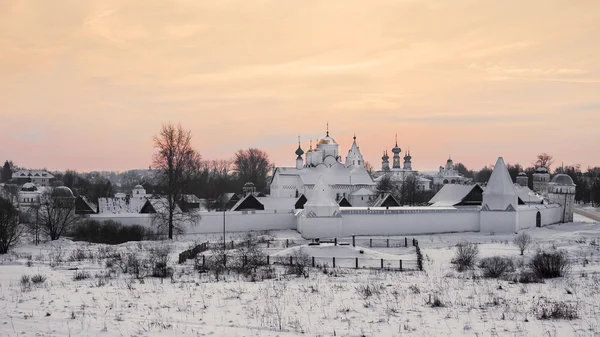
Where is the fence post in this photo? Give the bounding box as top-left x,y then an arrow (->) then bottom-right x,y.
355,257 -> 358,269
231,240 -> 234,249
399,260 -> 403,271
369,239 -> 372,247
290,256 -> 293,266
267,255 -> 270,265
334,238 -> 337,246
386,239 -> 389,248
405,237 -> 408,247
381,258 -> 384,269
203,255 -> 205,268
286,239 -> 289,248
223,254 -> 227,267
352,235 -> 355,247
312,256 -> 315,268
333,257 -> 336,268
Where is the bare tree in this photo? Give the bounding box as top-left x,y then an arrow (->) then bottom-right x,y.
534,153 -> 554,170
233,148 -> 271,192
364,161 -> 374,174
513,232 -> 532,256
147,196 -> 200,238
35,189 -> 81,241
152,123 -> 202,239
376,174 -> 395,195
210,159 -> 232,177
400,174 -> 419,206
0,197 -> 23,254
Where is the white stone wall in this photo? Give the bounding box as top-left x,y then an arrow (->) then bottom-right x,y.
517,205 -> 563,230
339,210 -> 480,237
480,211 -> 518,234
297,216 -> 343,238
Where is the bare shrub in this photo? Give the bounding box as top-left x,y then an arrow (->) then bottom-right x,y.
149,245 -> 172,278
355,284 -> 383,300
535,299 -> 578,320
452,242 -> 479,272
286,249 -> 310,277
73,271 -> 91,281
68,248 -> 93,262
529,250 -> 570,278
31,274 -> 47,285
20,275 -> 31,291
427,294 -> 444,307
479,256 -> 515,278
513,232 -> 533,255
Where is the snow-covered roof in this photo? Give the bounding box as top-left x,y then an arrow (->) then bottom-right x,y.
275,166 -> 375,186
257,197 -> 299,210
13,170 -> 54,179
483,157 -> 517,196
98,196 -> 148,214
351,188 -> 375,196
182,194 -> 201,203
428,184 -> 482,207
513,184 -> 544,204
142,197 -> 183,214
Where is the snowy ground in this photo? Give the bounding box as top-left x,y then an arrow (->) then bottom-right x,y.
2,217 -> 600,336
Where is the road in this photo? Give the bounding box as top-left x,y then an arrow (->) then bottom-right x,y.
574,207 -> 600,222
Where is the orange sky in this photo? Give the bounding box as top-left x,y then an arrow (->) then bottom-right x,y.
1,0 -> 599,172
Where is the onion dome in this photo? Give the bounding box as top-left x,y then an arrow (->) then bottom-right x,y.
391,134 -> 401,154
552,174 -> 575,186
51,186 -> 74,198
535,166 -> 549,173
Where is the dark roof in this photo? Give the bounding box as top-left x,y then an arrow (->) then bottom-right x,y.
231,194 -> 265,211
338,197 -> 352,207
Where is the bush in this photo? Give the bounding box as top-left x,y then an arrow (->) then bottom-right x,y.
73,271 -> 91,281
453,242 -> 479,272
70,220 -> 149,244
529,250 -> 570,278
31,274 -> 47,285
149,245 -> 172,278
535,299 -> 578,320
286,249 -> 311,277
479,256 -> 515,278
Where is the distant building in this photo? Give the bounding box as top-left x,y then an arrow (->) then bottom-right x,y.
12,170 -> 54,186
429,157 -> 472,187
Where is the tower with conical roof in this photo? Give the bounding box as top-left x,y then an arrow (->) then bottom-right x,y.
480,157 -> 519,233
391,135 -> 401,169
295,135 -> 304,169
345,134 -> 364,167
403,150 -> 412,170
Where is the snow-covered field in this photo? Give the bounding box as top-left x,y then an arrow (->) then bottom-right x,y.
2,217 -> 600,337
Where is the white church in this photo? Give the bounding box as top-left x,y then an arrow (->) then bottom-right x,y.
269,129 -> 377,207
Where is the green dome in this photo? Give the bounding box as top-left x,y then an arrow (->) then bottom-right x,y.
295,145 -> 304,156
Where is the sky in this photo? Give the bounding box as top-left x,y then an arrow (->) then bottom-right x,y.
1,0 -> 599,172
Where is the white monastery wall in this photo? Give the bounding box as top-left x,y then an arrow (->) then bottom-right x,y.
296,209 -> 480,238
517,205 -> 563,230
480,212 -> 518,234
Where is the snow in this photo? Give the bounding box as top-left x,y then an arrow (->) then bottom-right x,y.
2,221 -> 600,336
